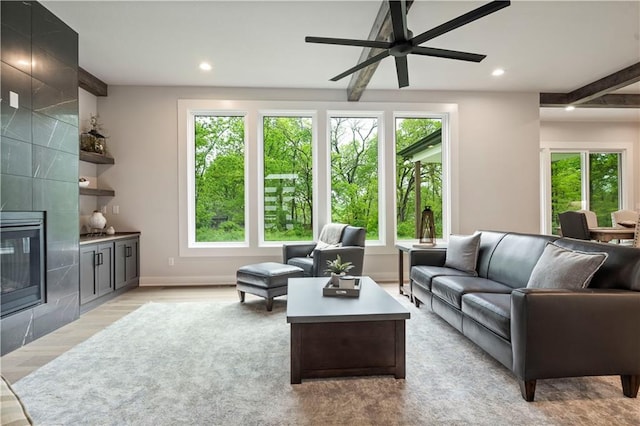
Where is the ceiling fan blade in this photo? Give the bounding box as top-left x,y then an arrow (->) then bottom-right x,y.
305,36 -> 390,50
411,1 -> 510,46
411,46 -> 486,62
389,0 -> 409,41
395,56 -> 409,88
330,50 -> 391,81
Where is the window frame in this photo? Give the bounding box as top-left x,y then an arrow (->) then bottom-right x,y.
326,111 -> 385,245
540,141 -> 634,234
258,110 -> 318,246
180,106 -> 250,254
393,112 -> 451,242
178,99 -> 457,257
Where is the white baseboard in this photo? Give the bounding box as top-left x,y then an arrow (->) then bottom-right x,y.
139,275 -> 236,286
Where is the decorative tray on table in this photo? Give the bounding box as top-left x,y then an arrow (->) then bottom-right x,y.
322,278 -> 361,298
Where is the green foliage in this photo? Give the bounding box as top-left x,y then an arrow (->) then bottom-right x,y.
194,116 -> 245,242
589,153 -> 619,227
263,116 -> 313,241
193,114 -> 449,244
325,254 -> 354,274
395,118 -> 443,239
551,152 -> 620,231
330,117 -> 380,238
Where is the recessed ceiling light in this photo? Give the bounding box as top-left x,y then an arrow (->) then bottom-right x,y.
565,105 -> 575,111
491,68 -> 505,77
199,62 -> 212,71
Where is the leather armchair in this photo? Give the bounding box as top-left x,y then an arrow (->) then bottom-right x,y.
282,225 -> 366,277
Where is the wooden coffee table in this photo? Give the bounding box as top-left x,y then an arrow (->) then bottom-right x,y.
286,276 -> 410,384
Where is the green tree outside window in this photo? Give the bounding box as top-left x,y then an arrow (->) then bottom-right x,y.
194,116 -> 245,242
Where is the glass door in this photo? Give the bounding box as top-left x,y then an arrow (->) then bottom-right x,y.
548,151 -> 621,233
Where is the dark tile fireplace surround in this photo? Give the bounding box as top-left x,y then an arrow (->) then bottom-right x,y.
1,1 -> 80,355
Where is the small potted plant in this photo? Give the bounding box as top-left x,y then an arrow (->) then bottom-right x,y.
325,254 -> 354,287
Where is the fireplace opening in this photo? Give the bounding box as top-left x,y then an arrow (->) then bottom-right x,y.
1,212 -> 46,318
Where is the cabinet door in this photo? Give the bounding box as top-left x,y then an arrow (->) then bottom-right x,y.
114,240 -> 127,290
125,238 -> 139,282
115,238 -> 140,289
80,245 -> 98,304
96,243 -> 114,297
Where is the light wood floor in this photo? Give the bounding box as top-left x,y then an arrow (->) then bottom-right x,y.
0,283 -> 399,384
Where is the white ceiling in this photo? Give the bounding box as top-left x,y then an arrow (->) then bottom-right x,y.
43,0 -> 640,119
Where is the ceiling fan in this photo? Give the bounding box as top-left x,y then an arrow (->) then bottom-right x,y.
306,0 -> 511,88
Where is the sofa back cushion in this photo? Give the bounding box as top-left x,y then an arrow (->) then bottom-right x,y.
553,238 -> 640,291
476,231 -> 507,278
486,232 -> 559,289
340,226 -> 366,247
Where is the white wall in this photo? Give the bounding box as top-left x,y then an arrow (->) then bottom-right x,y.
540,120 -> 640,210
96,86 -> 540,285
78,88 -> 99,232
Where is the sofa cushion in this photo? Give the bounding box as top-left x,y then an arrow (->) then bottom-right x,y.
486,232 -> 558,289
462,293 -> 511,341
341,226 -> 366,247
526,242 -> 608,289
444,233 -> 481,275
287,257 -> 313,276
431,275 -> 513,309
476,231 -> 507,278
410,266 -> 473,291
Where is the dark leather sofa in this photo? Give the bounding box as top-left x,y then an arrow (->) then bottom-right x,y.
409,230 -> 640,401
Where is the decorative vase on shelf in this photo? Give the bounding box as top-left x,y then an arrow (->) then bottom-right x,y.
80,114 -> 107,155
88,210 -> 107,232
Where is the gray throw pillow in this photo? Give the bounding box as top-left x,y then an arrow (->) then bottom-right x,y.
444,233 -> 481,275
526,242 -> 608,289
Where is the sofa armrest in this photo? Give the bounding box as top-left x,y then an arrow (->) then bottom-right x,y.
312,247 -> 365,277
282,243 -> 316,263
511,288 -> 640,381
409,249 -> 447,267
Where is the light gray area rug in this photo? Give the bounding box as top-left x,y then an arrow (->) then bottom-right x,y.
14,297 -> 640,425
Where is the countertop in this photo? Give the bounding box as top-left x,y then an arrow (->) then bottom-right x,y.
79,232 -> 141,245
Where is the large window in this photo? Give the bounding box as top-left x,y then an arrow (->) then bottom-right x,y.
262,116 -> 313,241
194,115 -> 245,242
395,117 -> 443,239
178,99 -> 453,256
549,151 -> 621,231
329,116 -> 380,240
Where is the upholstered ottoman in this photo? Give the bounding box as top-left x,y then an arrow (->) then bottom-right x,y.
236,262 -> 304,311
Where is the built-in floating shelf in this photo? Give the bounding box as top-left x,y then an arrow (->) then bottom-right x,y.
79,188 -> 115,197
79,151 -> 115,165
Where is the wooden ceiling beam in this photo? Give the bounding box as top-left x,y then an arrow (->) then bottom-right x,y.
540,62 -> 640,108
540,93 -> 640,108
566,62 -> 640,105
79,67 -> 108,97
346,0 -> 414,102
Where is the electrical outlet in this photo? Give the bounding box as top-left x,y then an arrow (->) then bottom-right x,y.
168,257 -> 175,266
112,205 -> 120,214
9,91 -> 19,108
